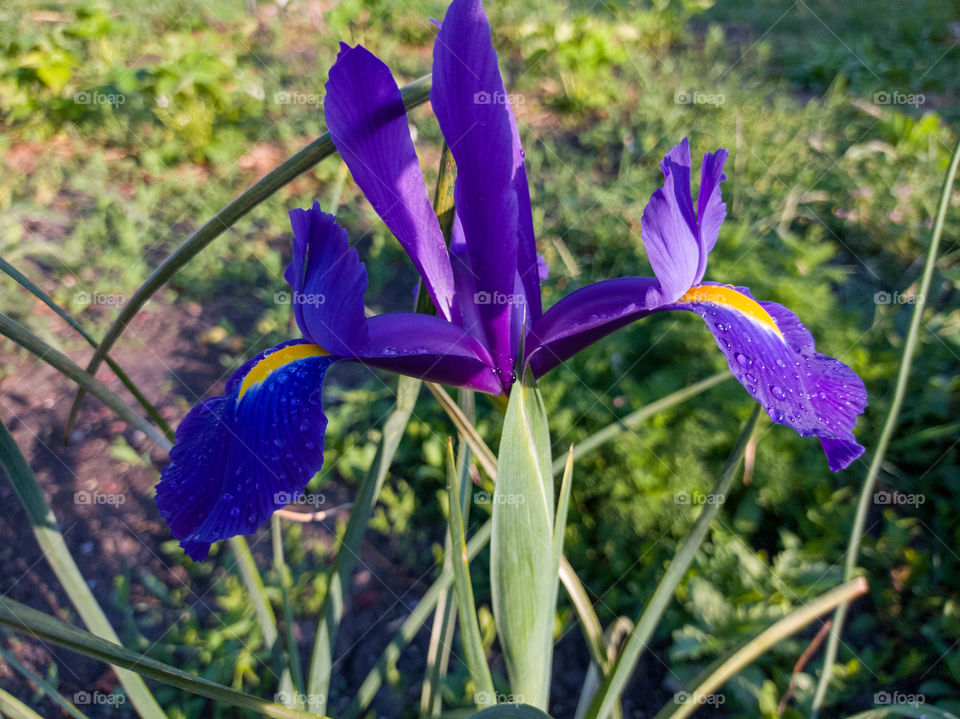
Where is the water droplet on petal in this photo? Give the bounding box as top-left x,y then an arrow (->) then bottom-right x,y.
771,385 -> 787,400
736,353 -> 752,368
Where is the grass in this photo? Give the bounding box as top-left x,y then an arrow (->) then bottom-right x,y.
1,0 -> 958,716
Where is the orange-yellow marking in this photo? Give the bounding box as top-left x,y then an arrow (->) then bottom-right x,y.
238,344 -> 330,400
679,285 -> 783,337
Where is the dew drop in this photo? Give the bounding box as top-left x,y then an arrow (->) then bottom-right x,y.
771,385 -> 787,400
229,507 -> 241,518
775,358 -> 786,369
735,353 -> 752,368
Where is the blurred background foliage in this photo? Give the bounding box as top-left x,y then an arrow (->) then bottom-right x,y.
1,0 -> 958,716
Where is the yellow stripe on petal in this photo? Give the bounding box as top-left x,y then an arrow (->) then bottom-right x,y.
238,344 -> 330,401
679,285 -> 783,337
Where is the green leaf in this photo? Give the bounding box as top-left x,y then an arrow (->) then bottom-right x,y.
492,375 -> 556,710
445,438 -> 495,705
652,577 -> 869,719
0,687 -> 46,719
306,374 -> 421,714
0,255 -> 174,441
0,419 -> 167,719
812,136 -> 960,716
0,597 -> 322,719
0,313 -> 170,449
0,642 -> 90,719
585,406 -> 762,719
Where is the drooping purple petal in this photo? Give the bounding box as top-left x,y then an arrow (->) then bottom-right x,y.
525,277 -> 661,376
361,313 -> 501,394
157,341 -> 334,560
285,202 -> 369,355
325,43 -> 457,321
663,283 -> 866,470
432,0 -> 522,383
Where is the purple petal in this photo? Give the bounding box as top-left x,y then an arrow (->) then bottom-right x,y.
525,277 -> 661,376
697,149 -> 728,262
325,43 -> 457,321
665,283 -> 866,470
285,202 -> 369,355
361,313 -> 501,394
157,341 -> 334,560
432,0 -> 524,380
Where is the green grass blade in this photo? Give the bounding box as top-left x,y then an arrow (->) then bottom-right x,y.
584,406 -> 761,719
0,642 -> 90,719
0,313 -> 170,449
306,375 -> 421,714
229,536 -> 278,650
0,687 -> 46,719
652,577 -> 868,719
558,557 -> 609,673
551,372 -> 729,476
0,420 -> 167,719
810,136 -> 960,716
0,256 -> 174,442
0,597 -> 324,719
445,439 -> 496,705
64,75 -> 433,438
422,391 -> 475,717
343,520 -> 493,719
271,514 -> 306,704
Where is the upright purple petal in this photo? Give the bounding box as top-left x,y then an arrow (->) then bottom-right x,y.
697,149 -> 728,261
432,0 -> 522,383
325,44 -> 457,321
285,202 -> 369,355
157,341 -> 334,560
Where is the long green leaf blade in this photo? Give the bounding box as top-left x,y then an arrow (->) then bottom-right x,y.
811,136 -> 960,715
0,420 -> 167,719
306,375 -> 421,713
585,406 -> 761,719
445,439 -> 495,705
0,598 -> 322,719
0,313 -> 169,448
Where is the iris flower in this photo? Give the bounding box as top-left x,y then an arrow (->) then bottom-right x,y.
157,0 -> 866,559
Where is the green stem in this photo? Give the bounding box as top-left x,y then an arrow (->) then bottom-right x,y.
0,597 -> 323,719
64,75 -> 433,439
584,407 -> 761,719
654,578 -> 868,719
272,514 -> 306,703
0,256 -> 174,442
810,136 -> 960,715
